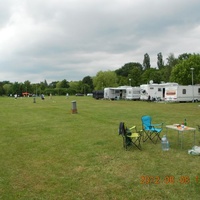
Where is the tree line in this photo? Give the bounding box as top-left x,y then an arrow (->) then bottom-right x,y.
1,52 -> 200,96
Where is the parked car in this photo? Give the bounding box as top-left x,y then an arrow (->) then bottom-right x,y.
75,93 -> 84,96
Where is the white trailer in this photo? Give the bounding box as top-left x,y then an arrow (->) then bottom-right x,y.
104,88 -> 112,99
104,87 -> 127,100
140,82 -> 178,101
164,85 -> 200,102
125,87 -> 140,100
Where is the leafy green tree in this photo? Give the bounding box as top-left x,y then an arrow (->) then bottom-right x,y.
52,79 -> 69,95
68,81 -> 81,94
143,53 -> 151,70
81,83 -> 91,95
115,62 -> 141,76
93,70 -> 118,90
49,81 -> 58,88
40,81 -> 47,92
60,79 -> 69,88
78,80 -> 90,94
56,81 -> 62,89
161,53 -> 179,83
178,53 -> 192,61
32,83 -> 39,96
166,53 -> 178,67
3,83 -> 12,95
66,87 -> 76,95
128,65 -> 143,86
44,79 -> 48,87
54,88 -> 67,95
170,54 -> 200,85
12,82 -> 22,95
82,76 -> 93,92
0,87 -> 3,96
117,76 -> 128,86
0,82 -> 4,95
157,52 -> 164,69
115,62 -> 143,86
159,67 -> 171,83
141,68 -> 162,84
36,81 -> 47,94
23,80 -> 32,94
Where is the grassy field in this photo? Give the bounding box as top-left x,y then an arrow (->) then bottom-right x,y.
0,96 -> 200,200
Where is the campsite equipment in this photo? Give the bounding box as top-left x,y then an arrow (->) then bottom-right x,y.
161,135 -> 169,151
71,101 -> 77,114
184,119 -> 187,126
141,115 -> 163,144
188,146 -> 200,155
118,122 -> 142,150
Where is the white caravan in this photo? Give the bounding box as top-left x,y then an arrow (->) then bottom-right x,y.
104,86 -> 127,100
164,85 -> 200,102
104,88 -> 113,99
140,82 -> 178,101
125,87 -> 140,100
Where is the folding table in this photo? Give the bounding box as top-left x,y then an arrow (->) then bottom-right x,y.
165,125 -> 196,149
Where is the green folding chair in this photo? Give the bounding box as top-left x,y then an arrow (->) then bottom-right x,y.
119,122 -> 142,150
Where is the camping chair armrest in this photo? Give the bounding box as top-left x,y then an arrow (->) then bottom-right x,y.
152,123 -> 163,126
129,126 -> 143,136
129,126 -> 136,130
152,123 -> 163,127
129,126 -> 139,132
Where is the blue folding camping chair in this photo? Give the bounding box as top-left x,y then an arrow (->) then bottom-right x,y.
141,115 -> 163,144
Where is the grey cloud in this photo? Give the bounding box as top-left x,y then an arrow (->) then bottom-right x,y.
1,0 -> 200,83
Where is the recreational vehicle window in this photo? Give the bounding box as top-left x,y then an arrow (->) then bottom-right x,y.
142,90 -> 146,94
158,88 -> 161,92
166,90 -> 176,95
182,89 -> 186,94
198,88 -> 200,93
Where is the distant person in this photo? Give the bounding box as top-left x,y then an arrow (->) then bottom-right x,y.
66,93 -> 69,99
41,94 -> 45,100
14,94 -> 17,99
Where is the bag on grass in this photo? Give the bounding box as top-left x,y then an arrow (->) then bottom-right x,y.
188,146 -> 200,155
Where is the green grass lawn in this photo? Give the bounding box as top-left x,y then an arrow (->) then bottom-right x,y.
0,96 -> 200,200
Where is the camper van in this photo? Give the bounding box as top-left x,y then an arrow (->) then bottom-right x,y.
125,87 -> 140,100
164,85 -> 200,102
140,82 -> 178,101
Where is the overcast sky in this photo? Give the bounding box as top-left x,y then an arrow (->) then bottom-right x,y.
0,0 -> 200,83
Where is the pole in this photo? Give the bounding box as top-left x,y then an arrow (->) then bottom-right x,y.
190,68 -> 194,102
36,84 -> 37,97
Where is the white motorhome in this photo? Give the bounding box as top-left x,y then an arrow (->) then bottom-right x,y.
140,82 -> 178,101
125,87 -> 140,100
164,85 -> 200,102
